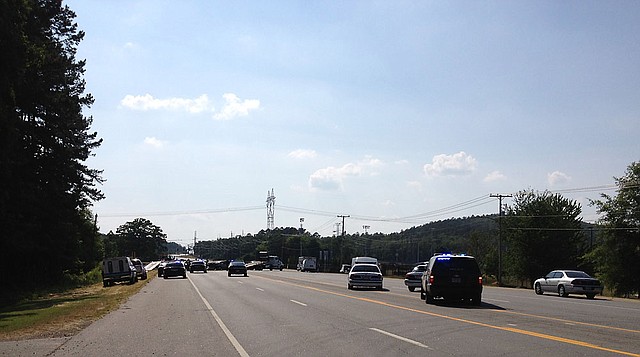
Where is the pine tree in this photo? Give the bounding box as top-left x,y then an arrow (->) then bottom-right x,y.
0,0 -> 103,293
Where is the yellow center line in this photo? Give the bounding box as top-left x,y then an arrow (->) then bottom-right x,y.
493,309 -> 640,335
255,275 -> 640,357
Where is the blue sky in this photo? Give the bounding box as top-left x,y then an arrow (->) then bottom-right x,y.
67,1 -> 640,247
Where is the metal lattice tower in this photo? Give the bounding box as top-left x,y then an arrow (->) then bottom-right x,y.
266,188 -> 275,229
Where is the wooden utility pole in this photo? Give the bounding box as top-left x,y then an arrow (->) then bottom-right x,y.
490,193 -> 512,286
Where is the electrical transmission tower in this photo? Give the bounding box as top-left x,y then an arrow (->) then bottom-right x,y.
266,188 -> 275,230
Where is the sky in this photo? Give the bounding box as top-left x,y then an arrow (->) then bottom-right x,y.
66,1 -> 640,247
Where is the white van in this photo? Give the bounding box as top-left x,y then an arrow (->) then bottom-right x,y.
301,258 -> 317,272
102,257 -> 137,287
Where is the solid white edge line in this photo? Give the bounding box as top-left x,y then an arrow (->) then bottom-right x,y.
290,299 -> 307,306
369,328 -> 432,349
188,277 -> 250,357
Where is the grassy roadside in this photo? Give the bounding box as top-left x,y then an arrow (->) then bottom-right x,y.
0,271 -> 156,341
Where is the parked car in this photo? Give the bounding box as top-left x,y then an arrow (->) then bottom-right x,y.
102,257 -> 137,287
533,270 -> 603,299
404,264 -> 427,292
189,260 -> 207,273
228,261 -> 248,277
131,258 -> 147,280
348,264 -> 383,290
421,254 -> 482,305
163,261 -> 187,279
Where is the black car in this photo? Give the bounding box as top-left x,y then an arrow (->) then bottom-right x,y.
228,261 -> 248,277
420,254 -> 482,305
163,261 -> 187,279
189,260 -> 207,273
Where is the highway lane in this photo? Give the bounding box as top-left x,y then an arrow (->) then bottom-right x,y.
190,270 -> 640,356
12,269 -> 636,356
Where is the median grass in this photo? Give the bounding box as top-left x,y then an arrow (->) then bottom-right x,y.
0,271 -> 155,341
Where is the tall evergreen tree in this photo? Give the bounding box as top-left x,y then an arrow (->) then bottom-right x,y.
0,0 -> 103,292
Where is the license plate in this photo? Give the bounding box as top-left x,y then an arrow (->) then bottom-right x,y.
452,277 -> 461,283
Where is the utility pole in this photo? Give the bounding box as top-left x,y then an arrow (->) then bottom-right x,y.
337,215 -> 350,236
193,231 -> 197,256
490,193 -> 512,286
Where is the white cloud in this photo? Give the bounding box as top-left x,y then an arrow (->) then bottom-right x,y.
121,94 -> 211,114
308,157 -> 383,191
484,170 -> 506,182
288,149 -> 317,159
120,92 -> 260,120
143,136 -> 166,149
548,171 -> 571,186
407,180 -> 423,191
424,151 -> 477,177
213,93 -> 260,120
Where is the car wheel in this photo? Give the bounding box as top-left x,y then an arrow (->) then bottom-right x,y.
103,281 -> 108,288
408,286 -> 415,292
534,283 -> 543,295
420,288 -> 425,300
558,285 -> 568,297
425,293 -> 434,304
228,272 -> 231,277
586,293 -> 596,299
472,294 -> 482,306
164,275 -> 168,279
348,284 -> 353,290
244,272 -> 248,277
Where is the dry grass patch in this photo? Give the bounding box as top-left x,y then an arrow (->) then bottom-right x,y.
0,271 -> 155,341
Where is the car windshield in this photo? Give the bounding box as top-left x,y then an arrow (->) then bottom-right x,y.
413,265 -> 427,272
351,265 -> 380,273
566,271 -> 591,278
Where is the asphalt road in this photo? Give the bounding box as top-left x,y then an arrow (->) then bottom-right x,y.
4,270 -> 639,356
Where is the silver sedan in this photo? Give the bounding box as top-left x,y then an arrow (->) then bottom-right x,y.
534,270 -> 603,299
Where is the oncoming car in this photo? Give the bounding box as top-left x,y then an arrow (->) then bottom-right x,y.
228,261 -> 248,277
348,264 -> 383,290
534,270 -> 603,299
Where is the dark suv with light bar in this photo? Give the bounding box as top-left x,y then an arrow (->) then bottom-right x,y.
420,254 -> 482,306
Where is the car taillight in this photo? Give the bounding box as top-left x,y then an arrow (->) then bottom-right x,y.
478,276 -> 483,285
429,275 -> 434,284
